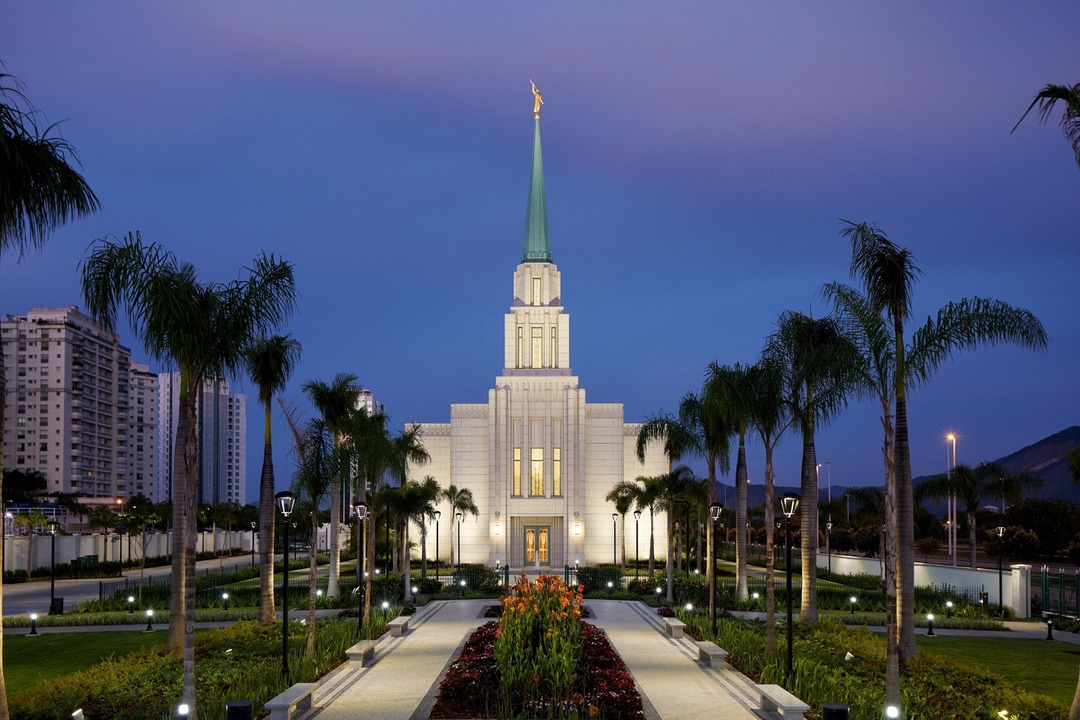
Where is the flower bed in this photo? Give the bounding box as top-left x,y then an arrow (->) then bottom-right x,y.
431,621 -> 643,719
433,574 -> 642,719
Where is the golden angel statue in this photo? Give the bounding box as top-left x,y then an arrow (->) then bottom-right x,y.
530,79 -> 543,118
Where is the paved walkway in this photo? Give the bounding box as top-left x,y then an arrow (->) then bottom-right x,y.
303,599 -> 766,720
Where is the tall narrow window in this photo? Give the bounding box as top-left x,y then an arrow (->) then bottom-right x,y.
552,447 -> 561,496
550,326 -> 558,368
513,448 -> 522,496
530,447 -> 544,496
531,327 -> 542,368
532,276 -> 542,305
516,327 -> 524,368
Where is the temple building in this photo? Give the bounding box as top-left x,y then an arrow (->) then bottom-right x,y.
409,93 -> 668,569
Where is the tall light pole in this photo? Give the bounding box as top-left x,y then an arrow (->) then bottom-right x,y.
996,525 -> 1005,615
47,520 -> 59,614
250,521 -> 257,567
946,433 -> 957,566
633,510 -> 641,579
434,510 -> 441,580
780,493 -> 800,686
275,490 -> 296,681
612,513 -> 618,567
709,502 -> 722,635
455,511 -> 463,570
353,501 -> 366,638
826,521 -> 832,575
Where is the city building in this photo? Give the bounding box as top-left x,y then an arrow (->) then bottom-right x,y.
157,372 -> 246,506
407,109 -> 668,568
1,306 -> 140,502
128,362 -> 159,499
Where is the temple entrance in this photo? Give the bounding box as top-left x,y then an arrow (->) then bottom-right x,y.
523,525 -> 551,566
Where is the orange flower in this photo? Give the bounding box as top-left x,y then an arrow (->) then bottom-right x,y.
588,705 -> 599,717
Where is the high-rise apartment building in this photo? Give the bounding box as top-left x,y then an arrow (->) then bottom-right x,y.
1,306 -> 142,500
128,363 -> 159,499
157,372 -> 246,506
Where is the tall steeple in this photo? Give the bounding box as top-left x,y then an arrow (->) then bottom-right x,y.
522,83 -> 551,264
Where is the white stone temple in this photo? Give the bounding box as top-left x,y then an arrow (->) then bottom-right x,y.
408,100 -> 668,570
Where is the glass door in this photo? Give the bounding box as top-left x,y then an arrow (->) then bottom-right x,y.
523,525 -> 551,566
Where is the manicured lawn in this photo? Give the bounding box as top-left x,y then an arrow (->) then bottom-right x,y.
4,631 -> 167,694
915,634 -> 1080,706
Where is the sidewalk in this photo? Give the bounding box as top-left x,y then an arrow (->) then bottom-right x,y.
303,599 -> 765,720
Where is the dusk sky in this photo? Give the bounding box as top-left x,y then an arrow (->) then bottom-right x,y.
3,3 -> 1078,505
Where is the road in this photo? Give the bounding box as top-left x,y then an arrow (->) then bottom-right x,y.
1,553 -> 265,617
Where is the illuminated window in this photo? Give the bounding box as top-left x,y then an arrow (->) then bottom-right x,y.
531,327 -> 542,368
513,448 -> 522,496
550,326 -> 558,368
553,448 -> 561,496
531,448 -> 544,496
532,276 -> 542,305
517,327 -> 523,368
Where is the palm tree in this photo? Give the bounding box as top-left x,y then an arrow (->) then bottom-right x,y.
605,481 -> 639,568
303,373 -> 362,600
1,70 -> 99,720
840,221 -> 1048,667
244,334 -> 302,624
344,408 -> 429,625
746,354 -> 791,654
1012,82 -> 1080,169
706,363 -> 757,600
634,475 -> 663,576
11,511 -> 49,574
652,465 -> 696,602
387,478 -> 440,602
412,476 -> 442,581
442,484 -> 479,567
81,233 -> 296,720
767,311 -> 857,625
282,414 -> 337,655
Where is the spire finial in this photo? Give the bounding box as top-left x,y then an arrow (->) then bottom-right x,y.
530,79 -> 543,119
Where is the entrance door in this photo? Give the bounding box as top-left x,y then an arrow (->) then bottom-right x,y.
523,525 -> 551,566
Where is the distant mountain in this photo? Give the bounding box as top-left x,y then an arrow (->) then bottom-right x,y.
721,426 -> 1080,512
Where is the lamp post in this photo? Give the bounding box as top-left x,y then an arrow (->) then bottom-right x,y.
275,490 -> 297,681
353,501 -> 366,638
250,521 -> 257,566
612,513 -> 618,566
47,520 -> 59,614
434,510 -> 441,581
826,521 -> 832,575
946,433 -> 957,567
780,493 -> 800,685
996,525 -> 1005,615
709,502 -> 722,635
633,510 -> 641,579
455,511 -> 463,570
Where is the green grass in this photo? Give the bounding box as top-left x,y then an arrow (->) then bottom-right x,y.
915,634 -> 1080,706
4,631 -> 167,694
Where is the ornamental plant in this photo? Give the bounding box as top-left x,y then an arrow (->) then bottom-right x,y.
495,574 -> 584,702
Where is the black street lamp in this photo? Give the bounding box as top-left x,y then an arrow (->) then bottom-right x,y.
612,513 -> 618,567
250,521 -> 257,567
353,501 -> 366,638
434,510 -> 441,581
996,525 -> 1005,615
275,490 -> 297,681
780,492 -> 800,685
455,511 -> 463,570
825,521 -> 832,575
709,502 -> 722,635
633,510 -> 641,579
47,520 -> 59,614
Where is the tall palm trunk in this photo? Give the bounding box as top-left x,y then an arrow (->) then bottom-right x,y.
799,381 -> 819,625
620,514 -> 627,568
881,401 -> 900,706
735,434 -> 749,601
167,373 -> 191,654
403,520 -> 414,603
648,507 -> 655,576
666,499 -> 676,603
764,441 -> 777,655
895,329 -> 917,660
307,513 -> 318,655
258,403 -> 276,624
707,457 -> 717,629
181,387 -> 200,717
420,524 -> 428,580
327,470 -> 341,599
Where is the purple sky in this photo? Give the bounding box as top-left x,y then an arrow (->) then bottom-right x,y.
3,3 -> 1078,504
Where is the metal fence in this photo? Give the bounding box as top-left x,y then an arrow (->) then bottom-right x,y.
1041,566 -> 1079,618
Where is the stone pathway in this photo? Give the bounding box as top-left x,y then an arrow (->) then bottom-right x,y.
302,599 -> 766,720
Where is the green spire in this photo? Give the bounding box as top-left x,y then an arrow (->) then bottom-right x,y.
522,117 -> 551,263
